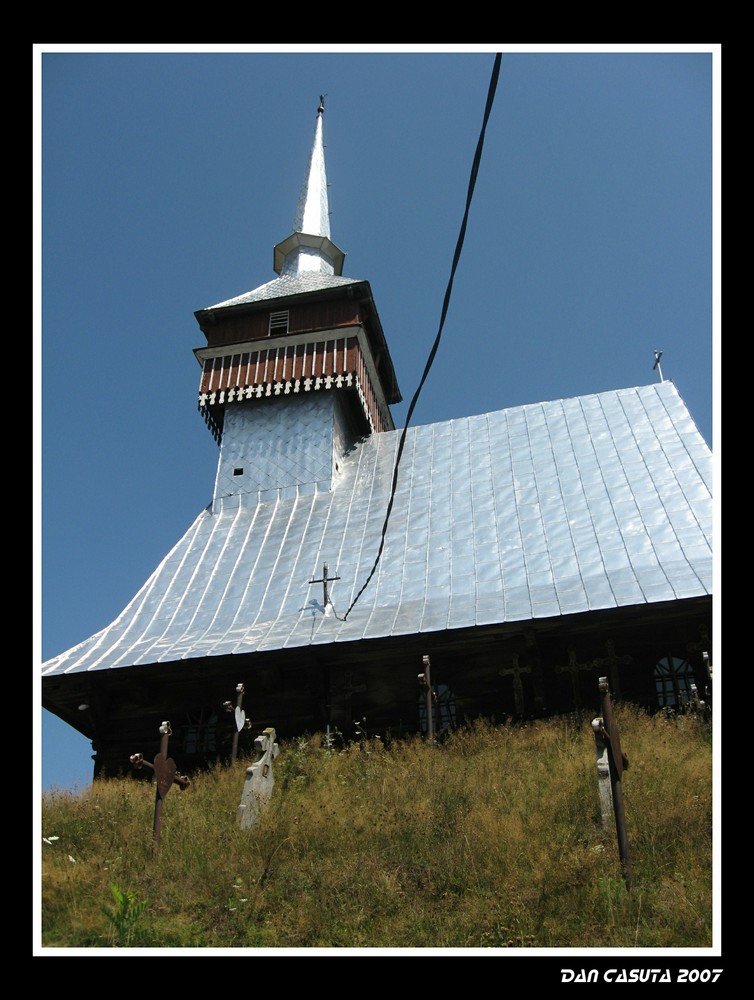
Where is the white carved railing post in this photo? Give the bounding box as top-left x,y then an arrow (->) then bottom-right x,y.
237,727 -> 280,830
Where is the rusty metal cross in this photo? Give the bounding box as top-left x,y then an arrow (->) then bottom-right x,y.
130,721 -> 190,856
597,677 -> 632,889
418,655 -> 437,740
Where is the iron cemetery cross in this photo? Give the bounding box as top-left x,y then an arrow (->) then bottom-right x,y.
223,682 -> 252,764
499,652 -> 531,717
130,721 -> 190,856
418,655 -> 437,741
596,677 -> 632,889
556,646 -> 594,711
591,639 -> 631,701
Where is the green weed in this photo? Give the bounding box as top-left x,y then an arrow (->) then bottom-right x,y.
101,883 -> 150,947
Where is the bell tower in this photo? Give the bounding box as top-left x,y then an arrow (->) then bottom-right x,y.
193,99 -> 401,513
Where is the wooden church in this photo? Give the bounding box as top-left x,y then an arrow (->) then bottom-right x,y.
42,101 -> 714,779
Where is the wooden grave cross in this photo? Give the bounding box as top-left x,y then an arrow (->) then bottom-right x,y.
591,639 -> 631,701
555,647 -> 594,711
523,629 -> 547,711
499,652 -> 531,717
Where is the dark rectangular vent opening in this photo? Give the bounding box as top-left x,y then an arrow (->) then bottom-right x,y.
233,468 -> 244,477
269,310 -> 289,336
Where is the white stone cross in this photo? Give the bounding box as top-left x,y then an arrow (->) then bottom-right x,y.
237,727 -> 280,830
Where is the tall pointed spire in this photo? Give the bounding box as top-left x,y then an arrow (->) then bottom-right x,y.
273,97 -> 346,277
294,95 -> 330,239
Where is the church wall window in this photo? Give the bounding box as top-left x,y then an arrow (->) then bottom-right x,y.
653,655 -> 696,708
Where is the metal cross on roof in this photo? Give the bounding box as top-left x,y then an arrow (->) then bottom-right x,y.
309,562 -> 341,611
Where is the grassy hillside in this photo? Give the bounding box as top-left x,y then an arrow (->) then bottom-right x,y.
40,705 -> 713,950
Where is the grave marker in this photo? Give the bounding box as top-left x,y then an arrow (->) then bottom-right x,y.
596,677 -> 632,889
237,727 -> 280,830
223,682 -> 252,764
418,655 -> 436,740
130,721 -> 190,855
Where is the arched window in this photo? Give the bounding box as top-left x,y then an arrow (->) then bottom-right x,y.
654,655 -> 696,708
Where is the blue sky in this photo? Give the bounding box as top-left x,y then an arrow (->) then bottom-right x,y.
36,44 -> 718,792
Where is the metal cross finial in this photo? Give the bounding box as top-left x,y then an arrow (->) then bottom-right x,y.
309,562 -> 341,611
653,350 -> 664,382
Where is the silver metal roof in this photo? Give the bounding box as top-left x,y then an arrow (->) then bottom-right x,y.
203,272 -> 363,312
42,381 -> 712,678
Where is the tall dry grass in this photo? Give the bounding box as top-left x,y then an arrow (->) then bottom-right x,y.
40,705 -> 713,949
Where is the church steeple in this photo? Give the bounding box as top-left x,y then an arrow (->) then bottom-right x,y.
273,97 -> 345,278
192,99 -> 401,511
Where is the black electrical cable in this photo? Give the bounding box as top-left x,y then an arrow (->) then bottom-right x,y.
340,53 -> 502,622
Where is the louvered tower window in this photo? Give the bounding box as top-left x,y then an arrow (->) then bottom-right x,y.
269,310 -> 289,336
